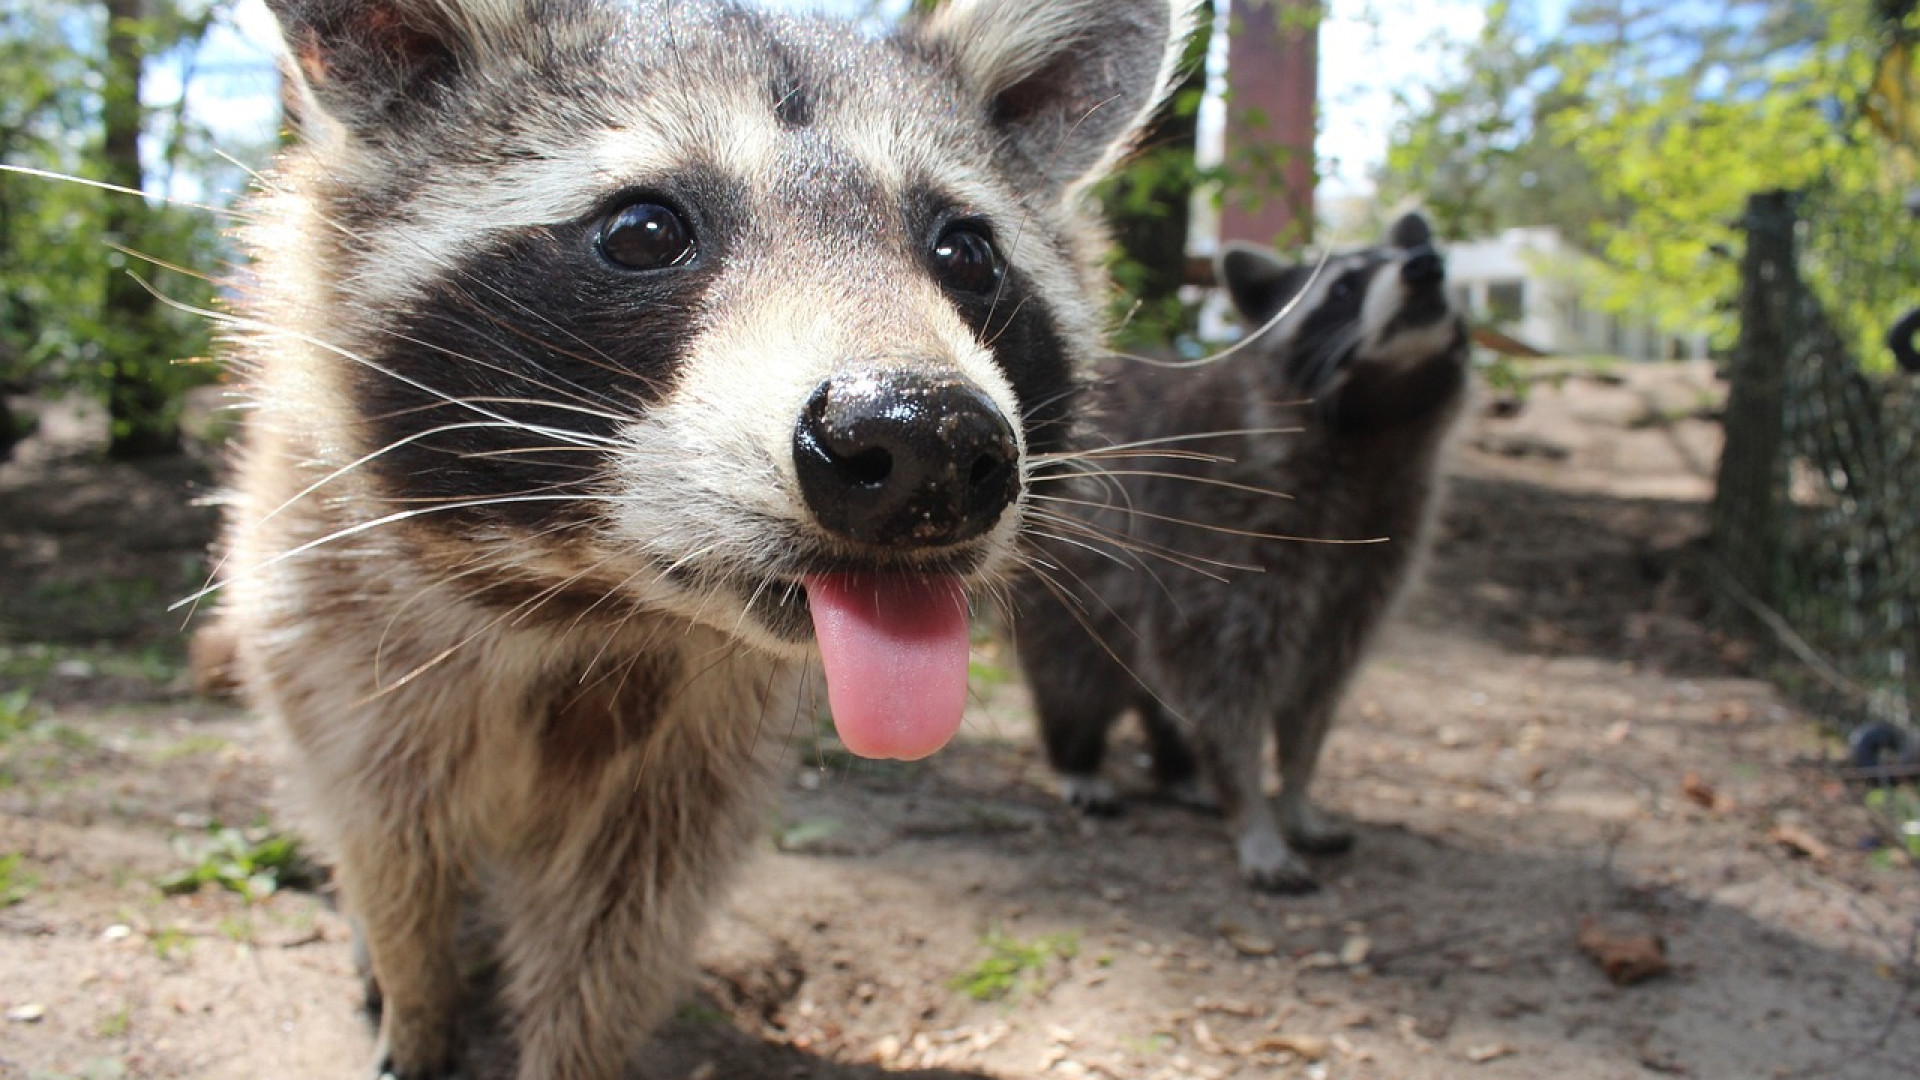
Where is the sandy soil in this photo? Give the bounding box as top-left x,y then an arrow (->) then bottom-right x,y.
2,364 -> 1916,1080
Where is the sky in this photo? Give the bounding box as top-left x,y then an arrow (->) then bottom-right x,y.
179,0 -> 1554,203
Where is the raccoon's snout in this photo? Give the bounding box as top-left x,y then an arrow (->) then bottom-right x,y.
1402,249 -> 1444,286
794,368 -> 1019,548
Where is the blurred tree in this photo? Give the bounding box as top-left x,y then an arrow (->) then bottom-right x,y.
0,1 -> 102,455
1376,1 -> 1617,243
1378,0 -> 1916,366
1555,0 -> 1916,366
1097,2 -> 1215,346
0,0 -> 240,459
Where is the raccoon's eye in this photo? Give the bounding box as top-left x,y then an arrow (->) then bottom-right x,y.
598,201 -> 695,270
931,223 -> 1002,294
1329,276 -> 1361,304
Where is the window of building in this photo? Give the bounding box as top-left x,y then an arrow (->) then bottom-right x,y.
1487,280 -> 1526,325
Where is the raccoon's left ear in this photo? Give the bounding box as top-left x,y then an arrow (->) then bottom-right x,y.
1218,242 -> 1310,325
919,0 -> 1197,196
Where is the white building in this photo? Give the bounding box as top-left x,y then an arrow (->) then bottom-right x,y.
1443,228 -> 1711,362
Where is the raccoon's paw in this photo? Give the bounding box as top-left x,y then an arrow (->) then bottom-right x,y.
370,1057 -> 462,1080
1158,775 -> 1220,815
1059,773 -> 1123,817
1280,806 -> 1356,856
1236,830 -> 1319,894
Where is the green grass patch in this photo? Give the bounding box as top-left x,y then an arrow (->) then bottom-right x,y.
967,655 -> 1013,690
149,733 -> 230,762
0,641 -> 190,697
948,926 -> 1079,1002
0,853 -> 37,907
159,826 -> 319,902
95,1006 -> 131,1038
149,926 -> 191,961
774,816 -> 843,852
0,688 -> 36,741
674,1001 -> 735,1028
1121,1033 -> 1175,1057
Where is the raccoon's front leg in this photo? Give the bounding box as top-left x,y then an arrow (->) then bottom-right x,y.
1017,600 -> 1135,815
1182,717 -> 1317,893
1137,698 -> 1212,810
493,739 -> 766,1080
494,806 -> 690,1079
1273,698 -> 1356,856
333,827 -> 463,1080
1039,705 -> 1125,815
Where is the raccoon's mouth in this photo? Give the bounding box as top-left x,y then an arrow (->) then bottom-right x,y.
1386,285 -> 1454,335
724,566 -> 983,763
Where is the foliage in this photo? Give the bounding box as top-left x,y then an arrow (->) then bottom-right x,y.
159,824 -> 317,902
947,926 -> 1078,1002
0,0 -> 258,455
1096,2 -> 1217,347
1379,0 -> 1919,367
1378,1 -> 1618,243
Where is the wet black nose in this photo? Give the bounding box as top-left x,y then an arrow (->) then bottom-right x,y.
1402,248 -> 1445,286
794,367 -> 1019,548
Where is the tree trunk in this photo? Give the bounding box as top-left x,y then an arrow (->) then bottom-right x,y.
101,0 -> 178,459
1102,4 -> 1212,342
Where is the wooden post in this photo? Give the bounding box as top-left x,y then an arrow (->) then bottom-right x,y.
1709,190 -> 1798,623
1218,0 -> 1318,249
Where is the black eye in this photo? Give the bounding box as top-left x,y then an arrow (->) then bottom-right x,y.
931,223 -> 1002,294
1330,275 -> 1361,304
598,201 -> 694,270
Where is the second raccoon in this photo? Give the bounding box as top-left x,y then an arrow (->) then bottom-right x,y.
1014,213 -> 1469,892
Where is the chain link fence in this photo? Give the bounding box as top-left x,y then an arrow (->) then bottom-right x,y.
1712,190 -> 1919,760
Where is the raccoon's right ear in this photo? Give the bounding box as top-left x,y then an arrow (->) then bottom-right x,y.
266,0 -> 528,138
919,0 -> 1197,196
1218,242 -> 1310,325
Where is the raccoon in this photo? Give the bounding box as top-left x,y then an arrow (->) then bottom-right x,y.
1013,212 -> 1469,892
213,1 -> 1189,1077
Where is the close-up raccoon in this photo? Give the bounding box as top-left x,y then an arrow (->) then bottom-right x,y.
1013,212 -> 1470,893
206,0 -> 1192,1077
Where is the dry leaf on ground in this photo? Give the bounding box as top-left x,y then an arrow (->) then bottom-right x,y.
1768,822 -> 1831,863
1576,917 -> 1670,985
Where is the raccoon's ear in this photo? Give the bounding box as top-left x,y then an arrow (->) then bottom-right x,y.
266,0 -> 529,138
1218,242 -> 1309,324
920,0 -> 1196,195
1388,212 -> 1434,250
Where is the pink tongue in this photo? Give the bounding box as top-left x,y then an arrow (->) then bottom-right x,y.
805,573 -> 971,761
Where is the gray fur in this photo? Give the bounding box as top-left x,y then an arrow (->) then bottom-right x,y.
213,1 -> 1192,1077
1013,213 -> 1470,892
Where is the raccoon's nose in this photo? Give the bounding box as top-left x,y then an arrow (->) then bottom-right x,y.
1403,249 -> 1445,286
794,368 -> 1019,548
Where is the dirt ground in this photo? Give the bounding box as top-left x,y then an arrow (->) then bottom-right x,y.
2,363 -> 1917,1080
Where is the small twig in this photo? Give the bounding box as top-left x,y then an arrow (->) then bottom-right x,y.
1598,821 -> 1634,880
1367,920 -> 1550,971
